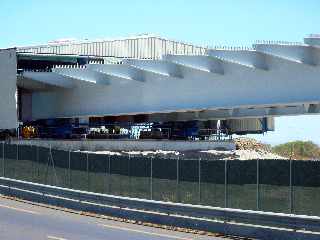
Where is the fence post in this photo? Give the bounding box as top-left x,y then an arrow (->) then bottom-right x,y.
150,156 -> 153,200
198,157 -> 201,204
30,144 -> 34,181
68,150 -> 71,188
224,159 -> 228,208
15,144 -> 18,178
176,156 -> 180,202
290,159 -> 293,214
108,155 -> 111,194
104,154 -> 108,194
49,145 -> 59,186
86,152 -> 89,191
257,159 -> 260,211
2,142 -> 5,177
128,154 -> 131,196
36,145 -> 39,181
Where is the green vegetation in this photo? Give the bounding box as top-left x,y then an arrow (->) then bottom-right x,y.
272,141 -> 320,160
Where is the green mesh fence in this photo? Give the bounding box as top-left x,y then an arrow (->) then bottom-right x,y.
178,159 -> 199,204
70,152 -> 88,191
35,146 -> 51,185
2,144 -> 320,217
227,160 -> 257,210
51,149 -> 69,188
16,144 -> 35,182
259,159 -> 290,213
88,153 -> 108,194
200,160 -> 225,207
0,143 -> 3,177
293,160 -> 320,216
152,157 -> 178,202
109,155 -> 130,196
4,144 -> 18,179
129,156 -> 151,199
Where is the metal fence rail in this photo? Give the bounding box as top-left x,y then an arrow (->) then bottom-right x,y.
1,143 -> 320,217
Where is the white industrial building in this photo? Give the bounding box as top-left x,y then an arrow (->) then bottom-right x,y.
1,34 -> 320,137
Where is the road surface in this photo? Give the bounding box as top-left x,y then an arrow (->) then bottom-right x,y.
0,196 -> 228,240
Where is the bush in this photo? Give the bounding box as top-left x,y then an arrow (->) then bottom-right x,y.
272,141 -> 320,160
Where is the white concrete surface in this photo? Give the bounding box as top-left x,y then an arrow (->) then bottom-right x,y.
12,139 -> 235,151
0,48 -> 17,130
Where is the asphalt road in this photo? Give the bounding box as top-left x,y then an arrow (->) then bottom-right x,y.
0,196 -> 228,240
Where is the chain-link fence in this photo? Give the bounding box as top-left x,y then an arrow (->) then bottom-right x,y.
1,143 -> 320,216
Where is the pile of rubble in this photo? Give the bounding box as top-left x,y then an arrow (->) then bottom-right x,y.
234,137 -> 270,151
232,137 -> 285,160
200,148 -> 286,160
200,138 -> 286,160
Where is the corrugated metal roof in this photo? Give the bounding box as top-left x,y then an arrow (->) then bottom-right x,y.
17,35 -> 207,59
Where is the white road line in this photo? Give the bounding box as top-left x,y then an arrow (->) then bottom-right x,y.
99,223 -> 194,240
47,235 -> 68,240
0,203 -> 40,215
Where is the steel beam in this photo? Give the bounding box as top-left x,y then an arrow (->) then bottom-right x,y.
164,55 -> 224,75
52,68 -> 110,86
20,72 -> 75,89
123,59 -> 184,79
87,64 -> 146,82
253,43 -> 320,66
206,49 -> 269,70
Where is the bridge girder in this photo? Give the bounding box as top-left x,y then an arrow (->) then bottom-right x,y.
18,36 -> 320,121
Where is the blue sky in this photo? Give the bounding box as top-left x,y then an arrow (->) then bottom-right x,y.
1,0 -> 320,145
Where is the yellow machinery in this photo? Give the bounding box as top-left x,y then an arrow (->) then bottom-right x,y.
22,126 -> 37,139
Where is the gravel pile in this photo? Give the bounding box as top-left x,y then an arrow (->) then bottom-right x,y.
234,137 -> 270,151
202,137 -> 286,160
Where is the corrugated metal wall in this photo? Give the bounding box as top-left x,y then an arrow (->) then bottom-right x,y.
226,117 -> 275,134
17,37 -> 206,59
